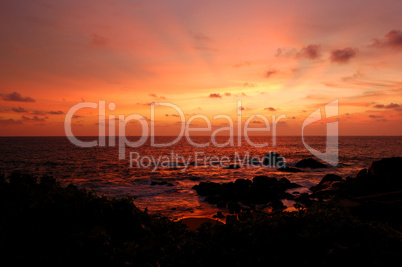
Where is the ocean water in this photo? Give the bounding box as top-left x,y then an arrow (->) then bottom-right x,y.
0,136 -> 401,219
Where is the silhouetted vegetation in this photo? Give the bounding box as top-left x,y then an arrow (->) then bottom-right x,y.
1,171 -> 401,266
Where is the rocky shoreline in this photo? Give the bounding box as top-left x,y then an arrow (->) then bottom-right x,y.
1,156 -> 401,266
192,155 -> 402,226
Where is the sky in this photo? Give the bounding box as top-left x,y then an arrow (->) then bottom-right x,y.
0,0 -> 402,136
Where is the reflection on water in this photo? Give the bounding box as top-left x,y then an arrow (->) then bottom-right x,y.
0,136 -> 401,218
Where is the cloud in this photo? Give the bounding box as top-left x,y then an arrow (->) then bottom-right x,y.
264,107 -> 277,111
233,61 -> 250,68
22,115 -> 47,121
29,110 -> 64,115
31,110 -> 47,115
373,103 -> 400,109
11,107 -> 27,113
239,106 -> 245,111
243,82 -> 256,87
275,48 -> 297,57
265,69 -> 277,78
275,44 -> 321,60
209,93 -> 222,98
2,92 -> 35,102
136,102 -> 158,106
191,32 -> 211,41
371,30 -> 402,49
191,32 -> 216,51
48,110 -> 64,115
0,118 -> 23,126
194,46 -> 218,51
369,115 -> 383,119
149,93 -> 167,100
276,121 -> 288,126
224,92 -> 231,96
330,47 -> 357,63
291,67 -> 301,73
298,44 -> 321,59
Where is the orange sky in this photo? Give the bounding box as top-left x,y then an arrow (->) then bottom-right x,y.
0,0 -> 401,136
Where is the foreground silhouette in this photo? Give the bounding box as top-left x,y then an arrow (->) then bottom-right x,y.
0,167 -> 401,266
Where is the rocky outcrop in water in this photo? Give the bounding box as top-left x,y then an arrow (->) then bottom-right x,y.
192,176 -> 301,213
296,158 -> 326,168
291,157 -> 402,227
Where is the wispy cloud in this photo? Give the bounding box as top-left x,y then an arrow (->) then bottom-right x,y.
11,107 -> 27,113
2,92 -> 35,102
275,44 -> 321,60
22,115 -> 48,121
265,69 -> 277,78
330,47 -> 357,63
209,93 -> 222,98
373,103 -> 400,110
0,118 -> 23,126
371,30 -> 402,49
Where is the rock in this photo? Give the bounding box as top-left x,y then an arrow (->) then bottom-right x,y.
367,157 -> 402,177
238,210 -> 253,221
310,174 -> 343,193
186,176 -> 203,181
277,178 -> 301,189
234,179 -> 252,193
296,158 -> 326,168
217,201 -> 227,208
192,181 -> 221,196
223,164 -> 241,169
228,201 -> 241,214
235,178 -> 252,187
278,177 -> 291,187
320,174 -> 342,184
262,152 -> 286,168
213,211 -> 225,219
278,166 -> 303,173
252,176 -> 278,187
204,196 -> 222,204
293,193 -> 314,207
269,200 -> 286,210
150,181 -> 168,186
226,215 -> 239,225
356,168 -> 367,178
193,175 -> 302,209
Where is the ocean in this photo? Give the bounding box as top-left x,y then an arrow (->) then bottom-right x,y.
0,136 -> 401,219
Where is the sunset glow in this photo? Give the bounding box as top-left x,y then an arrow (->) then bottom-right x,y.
1,0 -> 402,136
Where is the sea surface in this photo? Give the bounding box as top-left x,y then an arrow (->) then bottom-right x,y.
0,136 -> 401,219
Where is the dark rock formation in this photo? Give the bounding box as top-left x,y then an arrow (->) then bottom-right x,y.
151,181 -> 174,186
278,166 -> 303,173
192,181 -> 221,196
296,158 -> 326,168
223,164 -> 242,169
193,176 -> 301,213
